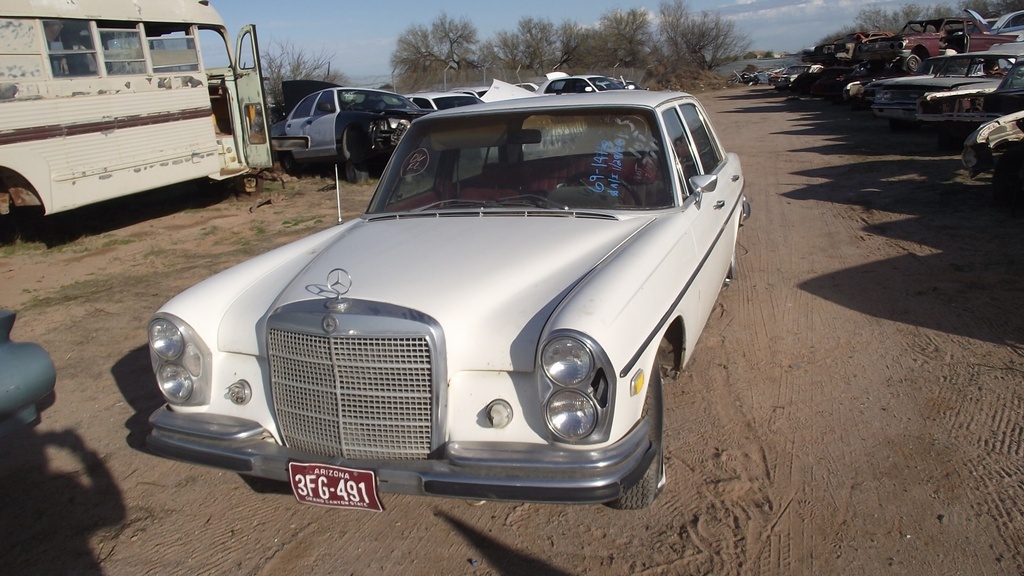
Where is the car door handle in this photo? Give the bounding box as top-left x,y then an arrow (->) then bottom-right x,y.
714,200 -> 725,209
731,174 -> 740,182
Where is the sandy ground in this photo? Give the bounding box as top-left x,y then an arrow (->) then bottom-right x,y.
1,86 -> 1022,576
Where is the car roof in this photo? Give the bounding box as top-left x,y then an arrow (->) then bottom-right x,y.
992,9 -> 1024,32
406,92 -> 471,99
423,90 -> 694,118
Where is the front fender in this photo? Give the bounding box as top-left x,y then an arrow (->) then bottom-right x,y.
156,224 -> 350,356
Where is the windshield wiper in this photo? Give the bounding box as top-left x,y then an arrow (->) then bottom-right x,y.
491,194 -> 568,210
413,199 -> 492,211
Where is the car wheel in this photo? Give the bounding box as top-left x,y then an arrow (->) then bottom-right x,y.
278,152 -> 298,175
992,148 -> 1024,210
605,370 -> 664,510
904,54 -> 923,74
345,162 -> 369,184
724,252 -> 737,287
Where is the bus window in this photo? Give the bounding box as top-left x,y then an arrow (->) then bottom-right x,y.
196,28 -> 230,69
44,19 -> 98,77
146,25 -> 200,73
98,24 -> 145,75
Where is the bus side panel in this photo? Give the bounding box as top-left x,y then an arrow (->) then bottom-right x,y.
1,79 -> 221,215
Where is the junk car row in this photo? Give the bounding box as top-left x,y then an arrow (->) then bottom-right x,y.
764,28 -> 1024,212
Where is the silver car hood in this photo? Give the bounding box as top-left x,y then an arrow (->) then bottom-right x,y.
259,213 -> 653,371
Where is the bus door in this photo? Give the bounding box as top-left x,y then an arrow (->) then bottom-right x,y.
229,25 -> 272,172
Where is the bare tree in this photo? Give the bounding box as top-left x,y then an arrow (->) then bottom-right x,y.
657,0 -> 693,64
552,20 -> 586,71
390,13 -> 480,89
596,8 -> 654,70
517,18 -> 559,74
483,17 -> 558,74
261,39 -> 347,119
670,8 -> 750,71
484,30 -> 525,70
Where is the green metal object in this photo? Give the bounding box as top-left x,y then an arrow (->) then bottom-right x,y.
0,310 -> 56,436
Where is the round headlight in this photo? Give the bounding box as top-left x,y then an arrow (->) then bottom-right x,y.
542,337 -> 593,386
150,319 -> 184,360
158,363 -> 194,402
546,389 -> 597,440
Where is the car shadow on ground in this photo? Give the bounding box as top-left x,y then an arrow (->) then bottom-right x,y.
435,511 -> 575,576
0,180 -> 250,248
110,345 -> 166,450
752,86 -> 1024,350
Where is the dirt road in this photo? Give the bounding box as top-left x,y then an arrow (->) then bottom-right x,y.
1,86 -> 1022,576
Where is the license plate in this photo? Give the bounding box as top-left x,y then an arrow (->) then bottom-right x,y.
288,462 -> 383,512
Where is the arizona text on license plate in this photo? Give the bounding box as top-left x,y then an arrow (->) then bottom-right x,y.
288,462 -> 383,512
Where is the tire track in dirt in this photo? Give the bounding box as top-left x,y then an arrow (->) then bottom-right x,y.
700,91 -> 970,575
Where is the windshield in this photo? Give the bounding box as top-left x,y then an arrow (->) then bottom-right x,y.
369,108 -> 675,213
338,89 -> 420,112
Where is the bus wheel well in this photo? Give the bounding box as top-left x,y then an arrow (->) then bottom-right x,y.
0,167 -> 42,215
657,318 -> 685,381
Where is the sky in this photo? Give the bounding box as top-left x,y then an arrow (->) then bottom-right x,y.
213,0 -> 955,85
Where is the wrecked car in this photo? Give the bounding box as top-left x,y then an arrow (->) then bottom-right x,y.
536,73 -> 627,95
871,47 -> 1018,130
144,90 -> 750,511
272,87 -> 429,183
855,10 -> 1020,73
805,31 -> 893,66
962,109 -> 1024,206
406,92 -> 483,111
769,64 -> 822,91
918,51 -> 1024,148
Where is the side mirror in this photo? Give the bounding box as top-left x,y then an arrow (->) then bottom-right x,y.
689,174 -> 719,193
316,102 -> 335,113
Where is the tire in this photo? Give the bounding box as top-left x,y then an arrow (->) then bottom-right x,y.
344,162 -> 369,184
904,53 -> 923,74
606,370 -> 664,510
992,148 -> 1024,210
278,152 -> 298,175
724,253 -> 737,287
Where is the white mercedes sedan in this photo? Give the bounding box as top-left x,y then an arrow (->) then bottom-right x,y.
145,90 -> 750,511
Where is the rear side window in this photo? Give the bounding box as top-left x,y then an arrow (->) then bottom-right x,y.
314,90 -> 336,115
291,93 -> 318,119
678,103 -> 722,173
545,79 -> 566,94
661,108 -> 697,197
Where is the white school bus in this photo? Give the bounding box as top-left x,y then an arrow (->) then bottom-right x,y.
0,0 -> 272,217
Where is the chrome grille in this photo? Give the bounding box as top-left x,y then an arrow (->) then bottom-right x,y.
268,328 -> 433,460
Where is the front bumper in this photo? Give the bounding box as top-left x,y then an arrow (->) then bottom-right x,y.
872,105 -> 917,121
146,406 -> 656,504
